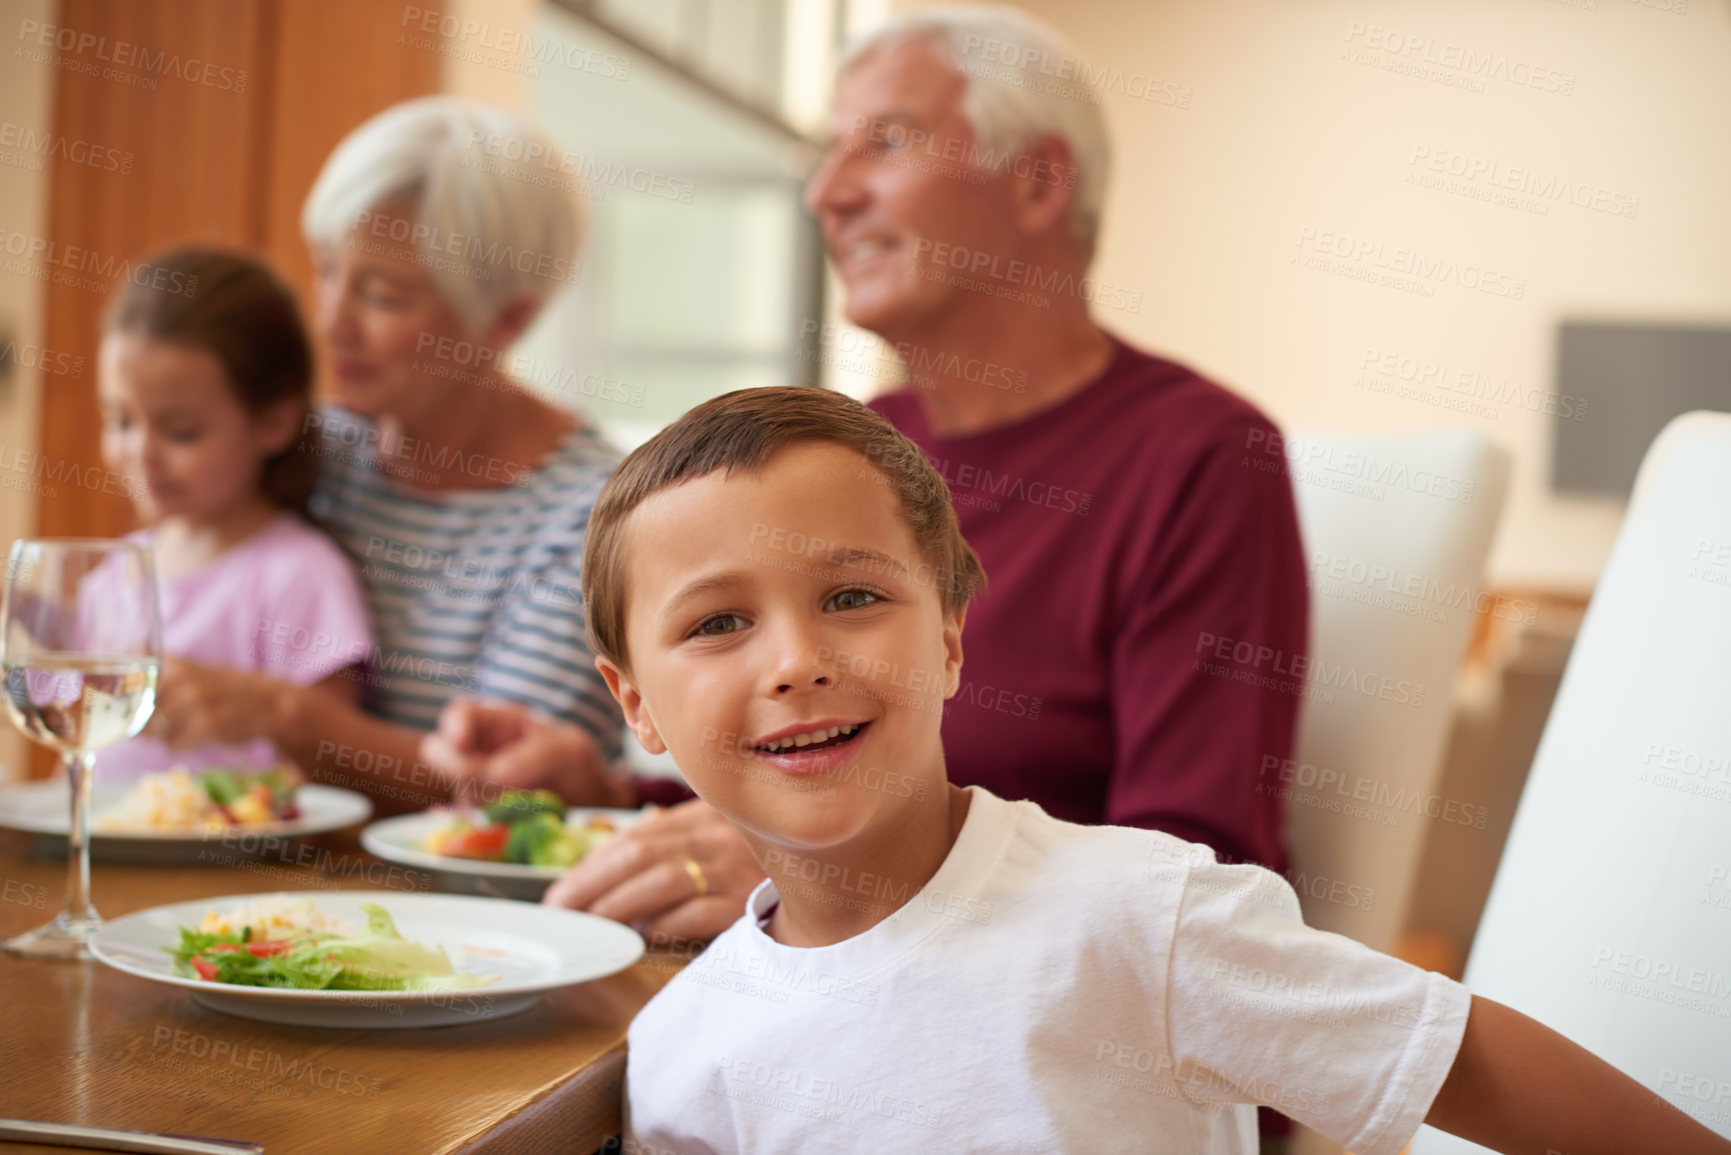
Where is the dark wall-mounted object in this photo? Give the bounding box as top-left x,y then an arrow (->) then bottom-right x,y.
1552,321 -> 1731,499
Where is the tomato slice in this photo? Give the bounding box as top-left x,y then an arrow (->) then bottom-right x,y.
192,956 -> 218,981
246,939 -> 290,958
441,823 -> 510,860
206,942 -> 243,953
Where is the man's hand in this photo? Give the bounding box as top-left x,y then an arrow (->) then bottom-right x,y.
421,697 -> 626,807
544,799 -> 765,942
151,657 -> 291,748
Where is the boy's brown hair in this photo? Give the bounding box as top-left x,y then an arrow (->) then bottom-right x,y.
105,246 -> 317,515
582,386 -> 985,670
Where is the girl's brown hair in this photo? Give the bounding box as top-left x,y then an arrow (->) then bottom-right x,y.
105,247 -> 317,515
581,385 -> 986,671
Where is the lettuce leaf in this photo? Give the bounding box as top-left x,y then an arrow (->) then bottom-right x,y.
168,904 -> 497,991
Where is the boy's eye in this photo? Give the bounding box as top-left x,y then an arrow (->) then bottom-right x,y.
828,588 -> 881,612
165,426 -> 202,444
694,613 -> 746,637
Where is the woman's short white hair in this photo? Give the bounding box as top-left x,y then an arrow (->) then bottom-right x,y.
841,5 -> 1110,262
301,96 -> 583,334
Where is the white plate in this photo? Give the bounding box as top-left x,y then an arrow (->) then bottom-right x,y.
90,890 -> 644,1028
362,807 -> 644,901
0,781 -> 373,861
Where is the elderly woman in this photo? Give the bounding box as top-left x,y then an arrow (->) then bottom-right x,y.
149,97 -> 629,812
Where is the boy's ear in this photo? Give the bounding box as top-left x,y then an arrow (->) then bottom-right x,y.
596,655 -> 667,755
941,606 -> 966,698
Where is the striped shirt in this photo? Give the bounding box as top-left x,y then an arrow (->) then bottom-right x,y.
307,406 -> 622,760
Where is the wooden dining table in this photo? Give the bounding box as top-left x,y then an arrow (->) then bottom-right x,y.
0,825 -> 683,1154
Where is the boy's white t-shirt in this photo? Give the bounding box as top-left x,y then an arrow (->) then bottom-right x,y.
623,787 -> 1473,1155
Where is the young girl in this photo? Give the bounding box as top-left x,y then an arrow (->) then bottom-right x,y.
93,246 -> 372,786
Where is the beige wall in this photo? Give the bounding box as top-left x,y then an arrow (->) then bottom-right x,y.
892,0 -> 1731,591
0,0 -> 55,781
436,0 -> 534,107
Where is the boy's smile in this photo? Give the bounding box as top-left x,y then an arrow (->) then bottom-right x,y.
750,719 -> 871,772
597,441 -> 964,861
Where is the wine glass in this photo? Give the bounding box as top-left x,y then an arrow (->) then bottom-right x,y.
1,539 -> 161,959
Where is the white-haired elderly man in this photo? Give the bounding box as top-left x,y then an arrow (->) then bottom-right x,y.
149,96 -> 630,814
825,5 -> 1305,869
433,6 -> 1306,942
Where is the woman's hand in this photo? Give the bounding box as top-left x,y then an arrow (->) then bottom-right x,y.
151,657 -> 292,748
421,697 -> 628,807
544,799 -> 764,943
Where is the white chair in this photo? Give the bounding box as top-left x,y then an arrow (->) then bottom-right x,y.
1282,430 -> 1511,954
1412,411 -> 1731,1153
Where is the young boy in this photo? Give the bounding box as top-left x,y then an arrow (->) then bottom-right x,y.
584,387 -> 1729,1154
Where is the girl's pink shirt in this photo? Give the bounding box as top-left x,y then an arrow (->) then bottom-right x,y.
94,511 -> 372,783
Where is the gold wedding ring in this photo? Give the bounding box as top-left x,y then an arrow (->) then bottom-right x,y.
681,856 -> 709,898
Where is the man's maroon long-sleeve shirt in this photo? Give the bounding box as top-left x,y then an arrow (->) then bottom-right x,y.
869,336 -> 1308,872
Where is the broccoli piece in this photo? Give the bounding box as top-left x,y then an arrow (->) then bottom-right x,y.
503,813 -> 584,866
483,788 -> 567,825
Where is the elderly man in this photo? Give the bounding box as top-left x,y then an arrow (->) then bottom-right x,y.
428,7 -> 1307,941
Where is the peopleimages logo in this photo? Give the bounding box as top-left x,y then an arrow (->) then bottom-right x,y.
1258,754 -> 1491,830
910,237 -> 1144,313
0,227 -> 199,296
399,6 -> 632,80
1293,226 -> 1526,301
1590,946 -> 1731,1002
1307,549 -> 1536,626
462,130 -> 694,204
711,1055 -> 946,1129
0,120 -> 132,173
17,19 -> 249,91
1092,1040 -> 1324,1114
0,339 -> 83,379
795,320 -> 1029,394
1406,146 -> 1639,220
956,34 -> 1192,108
1195,631 -> 1425,708
1244,428 -> 1478,505
1342,22 -> 1576,96
350,210 -> 582,286
926,455 -> 1091,517
1354,346 -> 1589,423
849,117 -> 1078,188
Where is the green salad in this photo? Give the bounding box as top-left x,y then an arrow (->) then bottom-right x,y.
167,901 -> 497,991
425,788 -> 616,867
